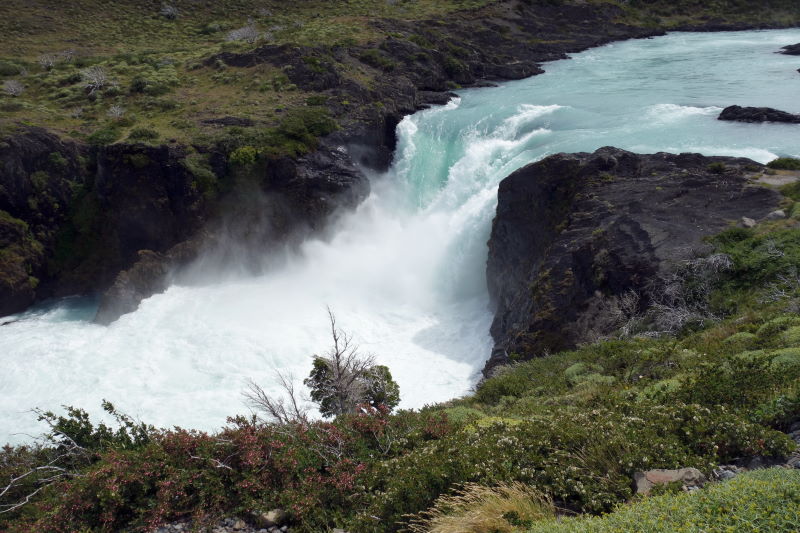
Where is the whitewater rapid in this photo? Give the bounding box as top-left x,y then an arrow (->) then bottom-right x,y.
3,29 -> 800,444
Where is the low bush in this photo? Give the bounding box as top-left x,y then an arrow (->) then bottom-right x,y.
86,126 -> 121,146
127,127 -> 160,141
359,49 -> 396,71
526,468 -> 800,532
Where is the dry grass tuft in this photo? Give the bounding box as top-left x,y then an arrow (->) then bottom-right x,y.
405,482 -> 554,533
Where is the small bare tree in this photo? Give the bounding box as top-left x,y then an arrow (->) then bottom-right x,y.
227,23 -> 260,44
38,54 -> 57,70
59,49 -> 75,63
245,308 -> 399,423
80,66 -> 108,94
107,104 -> 126,119
159,3 -> 179,19
244,372 -> 310,425
0,410 -> 91,516
2,80 -> 24,97
304,308 -> 377,418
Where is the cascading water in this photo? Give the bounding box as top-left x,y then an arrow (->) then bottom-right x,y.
2,29 -> 800,444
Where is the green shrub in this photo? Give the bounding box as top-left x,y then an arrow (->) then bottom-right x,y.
771,347 -> 800,370
353,403 -> 792,531
87,126 -> 121,146
229,145 -> 259,166
564,362 -> 604,386
183,154 -> 218,200
527,468 -> 800,532
783,325 -> 800,346
47,151 -> 68,171
443,56 -> 467,77
757,315 -> 800,341
127,127 -> 160,141
0,62 -> 19,77
442,406 -> 487,426
767,157 -> 800,170
722,331 -> 757,349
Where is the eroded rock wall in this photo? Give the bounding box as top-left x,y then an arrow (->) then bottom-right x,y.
485,147 -> 782,373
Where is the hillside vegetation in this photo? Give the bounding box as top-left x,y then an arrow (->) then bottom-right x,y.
1,0 -> 799,148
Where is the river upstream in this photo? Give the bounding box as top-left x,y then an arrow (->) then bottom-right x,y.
2,29 -> 799,444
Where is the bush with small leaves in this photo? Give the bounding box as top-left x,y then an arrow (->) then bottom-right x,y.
767,157 -> 800,171
128,127 -> 160,141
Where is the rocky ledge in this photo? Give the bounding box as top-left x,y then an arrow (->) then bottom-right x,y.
718,105 -> 800,123
780,43 -> 800,55
485,147 -> 782,374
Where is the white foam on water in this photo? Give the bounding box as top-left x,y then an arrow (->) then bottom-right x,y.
646,103 -> 723,123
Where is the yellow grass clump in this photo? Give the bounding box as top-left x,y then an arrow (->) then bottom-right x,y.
405,482 -> 554,533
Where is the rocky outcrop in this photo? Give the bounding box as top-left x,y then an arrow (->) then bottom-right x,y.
780,43 -> 800,55
634,468 -> 706,495
718,105 -> 800,123
0,127 -> 86,315
93,138 -> 368,323
94,237 -> 206,325
485,148 -> 781,373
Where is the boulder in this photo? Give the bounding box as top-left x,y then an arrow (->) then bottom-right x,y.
250,509 -> 288,528
741,216 -> 757,228
718,105 -> 800,124
634,468 -> 706,495
485,148 -> 781,372
780,43 -> 800,55
764,209 -> 787,221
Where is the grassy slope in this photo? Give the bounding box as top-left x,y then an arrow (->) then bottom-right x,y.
0,0 -> 496,144
0,0 -> 799,147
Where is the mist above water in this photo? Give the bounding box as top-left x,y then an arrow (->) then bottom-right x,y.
2,29 -> 800,444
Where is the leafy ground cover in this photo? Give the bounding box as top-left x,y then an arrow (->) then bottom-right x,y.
527,468 -> 800,532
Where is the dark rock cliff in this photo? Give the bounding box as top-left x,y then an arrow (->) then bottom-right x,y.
485,147 -> 782,374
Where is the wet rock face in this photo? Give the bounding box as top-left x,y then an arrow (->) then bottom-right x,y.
485,148 -> 781,374
718,105 -> 800,123
0,127 -> 86,315
93,139 -> 369,324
